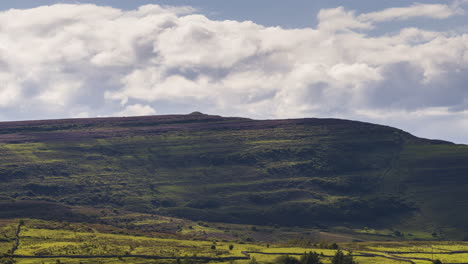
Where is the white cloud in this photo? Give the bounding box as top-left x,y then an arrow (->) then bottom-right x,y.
116,104 -> 157,117
318,7 -> 372,32
0,4 -> 467,142
359,3 -> 460,22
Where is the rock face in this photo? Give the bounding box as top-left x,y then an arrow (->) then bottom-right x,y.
0,114 -> 467,238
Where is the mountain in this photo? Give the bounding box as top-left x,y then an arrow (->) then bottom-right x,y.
0,113 -> 467,239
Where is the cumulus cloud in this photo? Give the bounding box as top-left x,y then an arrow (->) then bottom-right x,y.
0,3 -> 467,142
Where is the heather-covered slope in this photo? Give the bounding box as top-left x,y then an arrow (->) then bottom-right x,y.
0,113 -> 467,238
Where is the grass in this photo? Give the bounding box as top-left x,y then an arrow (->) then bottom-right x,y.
1,114 -> 468,239
7,218 -> 468,264
12,219 -> 267,263
0,220 -> 16,255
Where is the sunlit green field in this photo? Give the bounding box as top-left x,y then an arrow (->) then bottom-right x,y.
0,220 -> 15,255
16,226 -> 261,257
2,219 -> 468,264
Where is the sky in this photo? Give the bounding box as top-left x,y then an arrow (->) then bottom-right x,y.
0,1 -> 468,143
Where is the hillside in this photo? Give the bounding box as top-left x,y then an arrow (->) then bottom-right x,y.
0,113 -> 467,239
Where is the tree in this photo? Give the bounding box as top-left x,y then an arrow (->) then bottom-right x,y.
300,251 -> 323,264
229,244 -> 234,250
332,250 -> 345,264
332,250 -> 357,264
433,260 -> 443,264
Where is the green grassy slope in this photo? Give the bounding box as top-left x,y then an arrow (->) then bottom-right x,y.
0,113 -> 467,238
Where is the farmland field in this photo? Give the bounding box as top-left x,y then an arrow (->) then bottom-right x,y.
2,218 -> 468,264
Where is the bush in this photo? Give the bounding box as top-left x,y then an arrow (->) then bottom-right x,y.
393,230 -> 403,237
275,255 -> 301,264
249,257 -> 258,264
0,257 -> 16,264
229,244 -> 234,250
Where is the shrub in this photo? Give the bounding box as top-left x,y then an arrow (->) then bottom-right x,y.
0,257 -> 16,264
249,257 -> 258,264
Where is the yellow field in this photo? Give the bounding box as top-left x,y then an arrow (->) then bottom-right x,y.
3,219 -> 468,264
